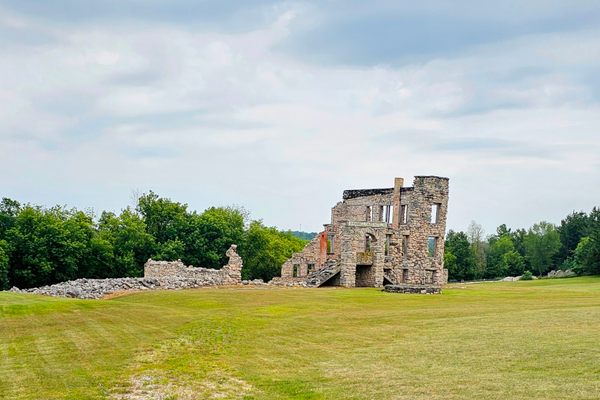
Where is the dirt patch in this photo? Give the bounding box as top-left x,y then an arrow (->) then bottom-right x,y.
112,373 -> 253,400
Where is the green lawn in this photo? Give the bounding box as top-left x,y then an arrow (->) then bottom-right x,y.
1,277 -> 600,399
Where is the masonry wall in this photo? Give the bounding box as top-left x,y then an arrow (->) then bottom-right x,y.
144,244 -> 243,285
397,176 -> 449,286
277,176 -> 449,288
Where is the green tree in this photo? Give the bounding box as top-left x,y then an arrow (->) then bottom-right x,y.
96,209 -> 156,277
153,239 -> 186,262
444,230 -> 477,281
467,221 -> 487,279
523,221 -> 561,276
511,228 -> 527,257
486,234 -> 515,278
187,207 -> 246,268
573,236 -> 592,274
136,191 -> 189,245
502,250 -> 526,276
136,192 -> 246,268
6,206 -> 96,288
0,197 -> 20,239
557,211 -> 589,264
239,221 -> 306,281
0,240 -> 9,290
576,207 -> 600,275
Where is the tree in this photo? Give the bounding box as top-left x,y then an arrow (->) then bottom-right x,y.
187,207 -> 246,268
444,230 -> 477,281
153,239 -> 186,262
576,207 -> 600,275
467,221 -> 487,278
511,228 -> 528,257
502,250 -> 526,276
239,221 -> 306,281
557,211 -> 589,263
495,224 -> 512,237
573,237 -> 592,274
96,208 -> 156,277
486,234 -> 515,278
523,221 -> 561,276
0,240 -> 9,290
136,192 -> 246,268
0,197 -> 20,239
6,206 -> 96,288
136,191 -> 189,245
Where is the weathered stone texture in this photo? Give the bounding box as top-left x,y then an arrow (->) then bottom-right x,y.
383,284 -> 442,294
11,244 -> 244,299
144,244 -> 243,285
277,176 -> 449,290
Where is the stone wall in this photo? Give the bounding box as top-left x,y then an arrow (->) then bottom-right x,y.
277,176 -> 450,288
383,284 -> 442,294
10,244 -> 244,299
281,235 -> 324,278
144,244 -> 243,285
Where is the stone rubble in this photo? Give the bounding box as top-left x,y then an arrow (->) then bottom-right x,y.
7,244 -> 246,299
241,279 -> 267,285
383,284 -> 441,294
547,269 -> 576,278
9,277 -> 225,299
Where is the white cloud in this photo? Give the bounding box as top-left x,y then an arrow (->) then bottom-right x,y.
1,4 -> 599,234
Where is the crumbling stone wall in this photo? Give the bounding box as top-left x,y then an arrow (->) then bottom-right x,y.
10,245 -> 245,299
144,244 -> 243,285
281,234 -> 325,278
278,176 -> 449,289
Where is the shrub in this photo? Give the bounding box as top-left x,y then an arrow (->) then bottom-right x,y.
521,270 -> 533,280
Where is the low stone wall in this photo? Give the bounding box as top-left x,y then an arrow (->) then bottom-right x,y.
143,260 -> 226,282
9,244 -> 244,299
144,244 -> 243,285
383,284 -> 442,294
269,277 -> 311,287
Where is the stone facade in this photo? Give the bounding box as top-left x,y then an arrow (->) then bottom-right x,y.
279,176 -> 449,288
144,244 -> 243,285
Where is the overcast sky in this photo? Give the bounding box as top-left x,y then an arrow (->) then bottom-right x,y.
1,1 -> 600,235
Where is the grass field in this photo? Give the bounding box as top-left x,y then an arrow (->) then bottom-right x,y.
1,277 -> 599,399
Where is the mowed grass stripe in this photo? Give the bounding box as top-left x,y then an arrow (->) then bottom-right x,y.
1,277 -> 599,399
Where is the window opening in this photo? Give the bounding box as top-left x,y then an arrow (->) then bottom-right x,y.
402,269 -> 409,283
327,234 -> 335,254
428,236 -> 437,257
431,203 -> 441,224
384,234 -> 391,256
400,205 -> 408,224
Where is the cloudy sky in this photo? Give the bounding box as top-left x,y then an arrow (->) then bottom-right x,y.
1,1 -> 600,235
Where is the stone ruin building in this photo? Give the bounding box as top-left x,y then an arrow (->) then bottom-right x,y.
276,176 -> 449,289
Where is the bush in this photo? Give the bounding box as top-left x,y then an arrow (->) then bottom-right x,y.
521,270 -> 533,280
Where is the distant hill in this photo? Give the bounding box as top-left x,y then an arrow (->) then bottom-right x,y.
288,231 -> 318,241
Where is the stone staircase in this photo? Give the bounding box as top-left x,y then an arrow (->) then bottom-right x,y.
383,270 -> 397,285
305,261 -> 341,287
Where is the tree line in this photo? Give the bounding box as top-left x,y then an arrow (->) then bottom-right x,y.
0,193 -> 307,290
445,208 -> 600,281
